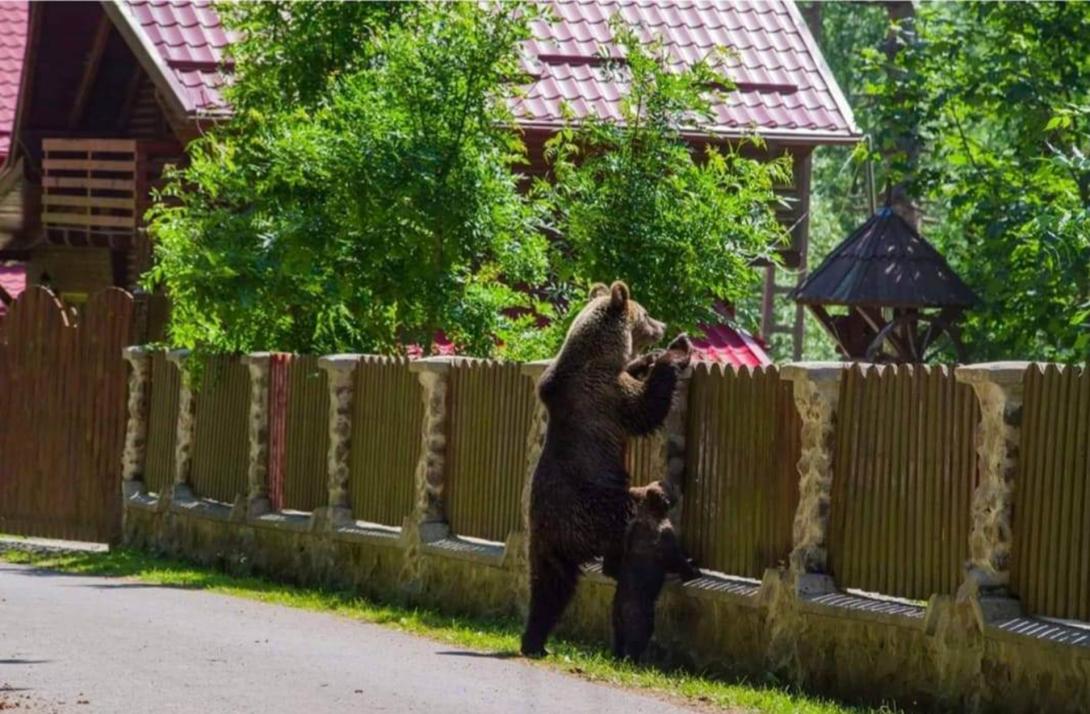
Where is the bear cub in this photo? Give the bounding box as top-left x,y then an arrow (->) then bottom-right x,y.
612,480 -> 700,662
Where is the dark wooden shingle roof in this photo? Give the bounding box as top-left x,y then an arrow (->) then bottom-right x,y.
792,207 -> 976,309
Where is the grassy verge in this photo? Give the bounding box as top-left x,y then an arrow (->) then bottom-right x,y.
0,546 -> 896,714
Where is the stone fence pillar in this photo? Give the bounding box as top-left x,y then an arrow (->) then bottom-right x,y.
318,354 -> 361,527
955,362 -> 1029,595
121,346 -> 151,499
407,357 -> 458,541
166,349 -> 195,499
242,352 -> 273,518
781,362 -> 847,587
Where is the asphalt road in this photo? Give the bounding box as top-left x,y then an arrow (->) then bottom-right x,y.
0,562 -> 697,714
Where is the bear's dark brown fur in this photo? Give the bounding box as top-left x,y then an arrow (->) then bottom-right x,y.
520,281 -> 692,657
612,480 -> 700,661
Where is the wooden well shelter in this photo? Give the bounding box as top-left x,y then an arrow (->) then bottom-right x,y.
790,206 -> 976,363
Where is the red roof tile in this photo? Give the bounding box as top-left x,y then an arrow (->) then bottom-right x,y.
693,322 -> 771,368
0,2 -> 853,141
117,0 -> 234,116
0,2 -> 27,162
516,0 -> 858,142
110,0 -> 853,142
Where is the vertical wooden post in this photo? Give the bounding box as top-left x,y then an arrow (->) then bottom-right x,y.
166,349 -> 195,500
121,346 -> 151,499
242,352 -> 273,518
407,357 -> 457,542
955,362 -> 1029,594
781,362 -> 846,592
317,354 -> 361,527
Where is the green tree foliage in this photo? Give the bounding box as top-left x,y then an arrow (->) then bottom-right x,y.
148,5 -> 792,360
797,2 -> 890,360
813,2 -> 1090,361
538,30 -> 791,349
147,2 -> 547,356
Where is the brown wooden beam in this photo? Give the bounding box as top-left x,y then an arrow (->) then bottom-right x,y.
68,15 -> 113,130
115,68 -> 144,132
808,304 -> 849,358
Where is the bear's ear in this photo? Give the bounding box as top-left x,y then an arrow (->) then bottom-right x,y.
609,281 -> 630,311
588,283 -> 609,299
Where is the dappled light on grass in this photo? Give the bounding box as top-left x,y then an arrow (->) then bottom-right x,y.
0,548 -> 897,714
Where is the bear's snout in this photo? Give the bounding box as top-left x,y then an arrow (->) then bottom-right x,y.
647,318 -> 666,343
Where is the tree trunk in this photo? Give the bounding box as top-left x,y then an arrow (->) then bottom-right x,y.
882,1 -> 921,230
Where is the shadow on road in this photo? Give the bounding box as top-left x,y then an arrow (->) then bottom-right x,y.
435,650 -> 519,660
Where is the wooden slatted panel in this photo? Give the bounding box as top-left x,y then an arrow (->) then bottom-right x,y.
189,355 -> 250,504
1012,364 -> 1090,621
681,364 -> 801,578
0,286 -> 132,542
266,354 -> 290,511
447,361 -> 536,543
828,365 -> 978,600
281,355 -> 329,512
41,139 -> 139,234
626,436 -> 661,487
348,356 -> 422,527
144,350 -> 180,495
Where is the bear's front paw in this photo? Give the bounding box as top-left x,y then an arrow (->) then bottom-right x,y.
625,351 -> 661,380
665,333 -> 693,370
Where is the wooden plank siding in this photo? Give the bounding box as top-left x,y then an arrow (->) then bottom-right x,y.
144,349 -> 179,495
1012,364 -> 1090,621
626,436 -> 662,487
347,357 -> 422,527
280,355 -> 329,512
446,361 -> 536,543
41,139 -> 141,236
0,286 -> 132,542
188,355 -> 250,505
681,364 -> 801,579
828,365 -> 978,600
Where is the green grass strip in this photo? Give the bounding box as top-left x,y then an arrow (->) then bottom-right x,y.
0,546 -> 898,714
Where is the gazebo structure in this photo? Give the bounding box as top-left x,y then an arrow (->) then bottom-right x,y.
791,206 -> 976,363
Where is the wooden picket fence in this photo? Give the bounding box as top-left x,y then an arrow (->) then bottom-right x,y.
1012,364 -> 1090,621
188,355 -> 250,504
276,355 -> 329,512
347,356 -> 422,527
144,350 -> 180,495
446,360 -> 536,542
681,364 -> 801,579
0,287 -> 133,542
828,365 -> 979,600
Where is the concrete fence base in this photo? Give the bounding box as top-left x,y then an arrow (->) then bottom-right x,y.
122,492 -> 1090,713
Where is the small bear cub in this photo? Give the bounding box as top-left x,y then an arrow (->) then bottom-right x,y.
611,480 -> 701,661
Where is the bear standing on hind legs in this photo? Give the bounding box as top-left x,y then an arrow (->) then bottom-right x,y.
612,480 -> 701,662
520,281 -> 692,658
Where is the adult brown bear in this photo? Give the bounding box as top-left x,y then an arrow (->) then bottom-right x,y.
520,281 -> 691,657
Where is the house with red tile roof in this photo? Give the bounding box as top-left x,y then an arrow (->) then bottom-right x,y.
0,1 -> 858,365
